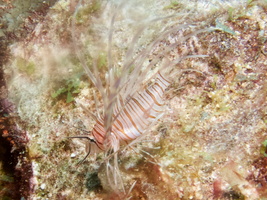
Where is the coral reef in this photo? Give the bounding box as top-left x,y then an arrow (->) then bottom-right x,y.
1,0 -> 267,199
0,0 -> 58,199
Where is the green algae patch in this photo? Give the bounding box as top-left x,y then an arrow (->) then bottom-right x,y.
16,57 -> 36,76
51,77 -> 81,103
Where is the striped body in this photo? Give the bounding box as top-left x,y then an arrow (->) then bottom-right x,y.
92,72 -> 170,150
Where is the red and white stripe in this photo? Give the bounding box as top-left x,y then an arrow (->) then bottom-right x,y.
91,72 -> 170,150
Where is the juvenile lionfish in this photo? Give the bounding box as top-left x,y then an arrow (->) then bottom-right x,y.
100,73 -> 169,143
69,0 -> 210,194
71,71 -> 171,156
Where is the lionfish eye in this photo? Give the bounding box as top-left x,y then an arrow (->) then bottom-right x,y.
68,135 -> 96,165
89,138 -> 96,143
81,137 -> 94,165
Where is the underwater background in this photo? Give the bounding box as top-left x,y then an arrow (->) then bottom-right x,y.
1,0 -> 267,199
